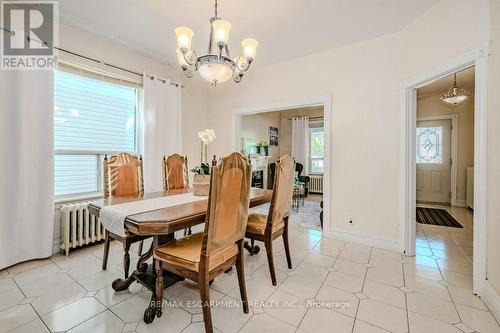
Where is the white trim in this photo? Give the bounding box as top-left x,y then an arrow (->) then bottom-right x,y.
455,199 -> 468,208
416,114 -> 459,206
400,43 -> 489,296
482,280 -> 500,322
233,95 -> 332,234
324,229 -> 399,252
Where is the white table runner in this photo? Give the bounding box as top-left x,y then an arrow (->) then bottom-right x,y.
100,193 -> 207,237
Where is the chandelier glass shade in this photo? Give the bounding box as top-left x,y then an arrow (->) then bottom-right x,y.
440,73 -> 472,105
174,0 -> 258,86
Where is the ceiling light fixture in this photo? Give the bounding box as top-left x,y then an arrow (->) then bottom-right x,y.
174,0 -> 258,86
440,73 -> 472,105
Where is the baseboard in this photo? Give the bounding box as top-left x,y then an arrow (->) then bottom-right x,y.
482,280 -> 500,322
52,238 -> 61,255
323,228 -> 400,252
454,199 -> 468,208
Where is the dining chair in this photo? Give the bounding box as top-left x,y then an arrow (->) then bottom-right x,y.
101,152 -> 150,278
153,152 -> 252,333
246,154 -> 295,286
163,154 -> 192,236
163,154 -> 189,190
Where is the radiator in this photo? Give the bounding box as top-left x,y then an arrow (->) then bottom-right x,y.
60,201 -> 104,255
309,175 -> 324,194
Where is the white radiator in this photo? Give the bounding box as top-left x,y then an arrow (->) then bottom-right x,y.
60,202 -> 104,255
309,175 -> 324,194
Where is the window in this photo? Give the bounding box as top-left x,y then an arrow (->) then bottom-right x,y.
416,126 -> 443,164
54,69 -> 141,197
309,127 -> 324,173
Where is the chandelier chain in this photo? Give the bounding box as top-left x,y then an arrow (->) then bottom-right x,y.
214,0 -> 218,18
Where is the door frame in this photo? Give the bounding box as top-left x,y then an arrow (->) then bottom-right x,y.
416,114 -> 459,206
400,43 -> 488,295
232,94 -> 332,234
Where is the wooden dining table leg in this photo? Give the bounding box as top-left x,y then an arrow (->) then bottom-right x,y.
137,241 -> 154,272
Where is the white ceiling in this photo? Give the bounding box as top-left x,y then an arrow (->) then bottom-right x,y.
59,0 -> 438,67
417,67 -> 475,95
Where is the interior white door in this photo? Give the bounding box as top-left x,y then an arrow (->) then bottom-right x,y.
416,119 -> 452,204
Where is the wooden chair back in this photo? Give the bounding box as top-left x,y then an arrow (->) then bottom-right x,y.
267,154 -> 295,227
163,154 -> 189,190
202,152 -> 252,257
103,152 -> 144,198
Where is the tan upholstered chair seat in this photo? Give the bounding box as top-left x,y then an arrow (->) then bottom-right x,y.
246,213 -> 284,235
155,233 -> 238,271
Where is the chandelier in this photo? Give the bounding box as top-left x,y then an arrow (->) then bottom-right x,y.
440,73 -> 472,105
174,0 -> 258,86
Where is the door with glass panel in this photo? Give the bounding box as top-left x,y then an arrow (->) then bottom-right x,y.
416,119 -> 452,204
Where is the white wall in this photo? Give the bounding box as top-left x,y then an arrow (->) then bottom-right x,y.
52,23 -> 208,252
417,93 -> 474,203
206,0 -> 489,244
486,0 -> 500,298
240,112 -> 281,163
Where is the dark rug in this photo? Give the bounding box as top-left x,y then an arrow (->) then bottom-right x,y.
416,207 -> 463,228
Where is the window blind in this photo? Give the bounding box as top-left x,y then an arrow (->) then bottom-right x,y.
54,69 -> 140,197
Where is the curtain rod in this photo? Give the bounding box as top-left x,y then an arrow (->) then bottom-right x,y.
55,47 -> 184,88
0,26 -> 183,88
287,116 -> 324,120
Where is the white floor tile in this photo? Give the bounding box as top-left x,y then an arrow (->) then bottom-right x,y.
362,280 -> 406,309
408,311 -> 462,333
455,303 -> 500,333
251,265 -> 287,286
228,279 -> 275,303
353,320 -> 391,333
239,313 -> 295,333
31,282 -> 86,315
323,271 -> 364,293
210,295 -> 253,333
278,276 -> 323,299
315,284 -> 359,318
357,299 -> 408,333
264,290 -> 307,327
406,292 -> 460,324
333,258 -> 367,278
0,287 -> 25,312
41,297 -> 107,331
94,283 -> 142,308
67,310 -> 125,333
448,285 -> 488,310
404,275 -> 452,301
135,306 -> 191,333
0,304 -> 38,333
111,290 -> 153,323
7,318 -> 49,333
299,308 -> 354,333
19,272 -> 75,297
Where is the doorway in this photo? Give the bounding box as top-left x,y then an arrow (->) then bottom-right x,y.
400,45 -> 488,295
232,95 -> 332,234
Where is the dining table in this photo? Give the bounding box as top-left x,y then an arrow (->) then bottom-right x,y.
87,187 -> 272,323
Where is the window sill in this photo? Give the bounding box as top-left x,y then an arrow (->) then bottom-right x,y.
54,192 -> 103,205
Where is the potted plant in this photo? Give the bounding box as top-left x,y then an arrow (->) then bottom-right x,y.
255,142 -> 262,155
191,163 -> 211,196
193,129 -> 216,196
261,141 -> 269,156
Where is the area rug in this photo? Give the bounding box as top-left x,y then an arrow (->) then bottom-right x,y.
416,207 -> 463,228
250,199 -> 323,231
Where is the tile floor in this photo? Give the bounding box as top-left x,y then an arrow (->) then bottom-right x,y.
1,204 -> 499,332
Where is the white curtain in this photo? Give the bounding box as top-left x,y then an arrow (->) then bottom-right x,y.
292,117 -> 310,175
0,70 -> 54,270
143,75 -> 182,192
